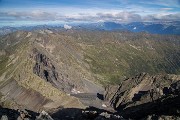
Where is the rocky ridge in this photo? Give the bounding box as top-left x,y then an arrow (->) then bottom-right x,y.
0,73 -> 180,120
104,73 -> 180,119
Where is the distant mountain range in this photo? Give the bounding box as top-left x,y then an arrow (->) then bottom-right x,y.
78,21 -> 180,35
0,25 -> 63,36
0,21 -> 180,35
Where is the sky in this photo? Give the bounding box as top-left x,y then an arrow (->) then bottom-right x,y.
0,0 -> 180,27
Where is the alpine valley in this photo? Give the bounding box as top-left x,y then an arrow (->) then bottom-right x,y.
0,28 -> 180,119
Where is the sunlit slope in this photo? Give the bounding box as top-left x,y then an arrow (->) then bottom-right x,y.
0,31 -> 84,111
0,30 -> 180,88
63,30 -> 180,84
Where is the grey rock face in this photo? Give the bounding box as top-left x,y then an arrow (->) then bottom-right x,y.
32,48 -> 74,93
33,50 -> 59,83
104,73 -> 180,119
1,116 -> 8,120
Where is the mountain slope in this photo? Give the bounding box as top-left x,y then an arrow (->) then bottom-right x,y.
67,30 -> 180,84
104,73 -> 180,119
0,31 -> 85,111
0,29 -> 179,112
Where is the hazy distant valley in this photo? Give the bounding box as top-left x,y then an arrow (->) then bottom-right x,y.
0,29 -> 180,119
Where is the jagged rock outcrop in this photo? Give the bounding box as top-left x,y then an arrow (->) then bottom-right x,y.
32,48 -> 74,93
104,73 -> 180,119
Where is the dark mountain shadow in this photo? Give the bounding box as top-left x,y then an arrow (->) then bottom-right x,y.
132,91 -> 149,102
0,107 -> 19,120
51,106 -> 115,120
51,108 -> 82,120
0,107 -> 39,120
24,109 -> 39,119
117,94 -> 180,119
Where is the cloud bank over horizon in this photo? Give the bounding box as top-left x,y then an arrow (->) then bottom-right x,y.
0,0 -> 179,27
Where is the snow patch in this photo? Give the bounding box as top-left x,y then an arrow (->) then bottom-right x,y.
71,88 -> 81,94
102,104 -> 107,107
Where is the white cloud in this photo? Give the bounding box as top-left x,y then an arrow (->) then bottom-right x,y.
143,13 -> 180,22
64,24 -> 72,29
0,7 -> 179,24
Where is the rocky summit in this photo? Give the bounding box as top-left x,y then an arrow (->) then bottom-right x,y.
0,30 -> 179,120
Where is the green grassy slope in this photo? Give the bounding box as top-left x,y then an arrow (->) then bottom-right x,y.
0,31 -> 84,110
65,31 -> 180,85
0,30 -> 180,86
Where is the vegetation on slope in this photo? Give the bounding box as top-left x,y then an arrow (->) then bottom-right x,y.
68,31 -> 180,84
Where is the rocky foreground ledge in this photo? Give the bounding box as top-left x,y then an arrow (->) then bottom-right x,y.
0,107 -> 123,120
0,73 -> 180,120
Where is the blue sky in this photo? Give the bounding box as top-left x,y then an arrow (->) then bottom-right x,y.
0,0 -> 180,27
